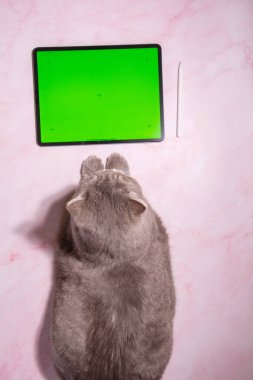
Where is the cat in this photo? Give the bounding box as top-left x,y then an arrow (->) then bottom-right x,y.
52,153 -> 176,380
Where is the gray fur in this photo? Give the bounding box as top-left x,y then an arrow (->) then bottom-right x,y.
52,153 -> 176,380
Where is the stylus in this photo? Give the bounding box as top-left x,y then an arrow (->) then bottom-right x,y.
176,61 -> 181,138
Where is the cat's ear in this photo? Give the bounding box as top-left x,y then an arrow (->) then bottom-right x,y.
105,153 -> 130,175
128,192 -> 147,216
66,195 -> 85,224
81,155 -> 104,179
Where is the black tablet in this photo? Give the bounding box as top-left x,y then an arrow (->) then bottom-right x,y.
33,44 -> 164,145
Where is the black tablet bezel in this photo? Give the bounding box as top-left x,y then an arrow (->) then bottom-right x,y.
32,44 -> 164,146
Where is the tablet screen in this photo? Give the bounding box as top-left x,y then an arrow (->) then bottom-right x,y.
33,44 -> 164,145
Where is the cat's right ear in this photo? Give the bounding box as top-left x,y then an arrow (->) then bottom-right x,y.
81,155 -> 104,179
128,192 -> 147,217
105,153 -> 130,174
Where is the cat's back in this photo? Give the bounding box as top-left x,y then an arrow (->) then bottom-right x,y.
53,254 -> 148,380
53,215 -> 174,380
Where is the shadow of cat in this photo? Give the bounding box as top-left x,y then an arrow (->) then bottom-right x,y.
18,187 -> 75,380
17,186 -> 74,249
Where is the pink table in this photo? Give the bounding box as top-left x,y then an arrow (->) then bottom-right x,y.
1,1 -> 253,379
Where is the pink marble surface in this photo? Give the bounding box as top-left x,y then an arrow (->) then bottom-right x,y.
1,0 -> 253,379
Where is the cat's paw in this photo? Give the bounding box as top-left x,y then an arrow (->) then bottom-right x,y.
105,153 -> 130,174
81,155 -> 104,178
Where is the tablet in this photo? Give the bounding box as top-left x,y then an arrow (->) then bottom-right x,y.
33,44 -> 164,146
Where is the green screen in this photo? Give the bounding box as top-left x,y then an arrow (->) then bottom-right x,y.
35,46 -> 163,144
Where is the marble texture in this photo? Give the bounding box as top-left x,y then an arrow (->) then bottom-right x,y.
1,0 -> 253,379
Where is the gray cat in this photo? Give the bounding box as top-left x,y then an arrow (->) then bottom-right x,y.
52,153 -> 176,380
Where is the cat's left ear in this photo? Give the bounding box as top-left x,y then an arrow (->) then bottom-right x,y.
128,192 -> 147,216
66,194 -> 84,210
66,195 -> 86,224
81,155 -> 104,179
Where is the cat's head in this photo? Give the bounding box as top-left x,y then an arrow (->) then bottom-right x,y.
66,153 -> 150,261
